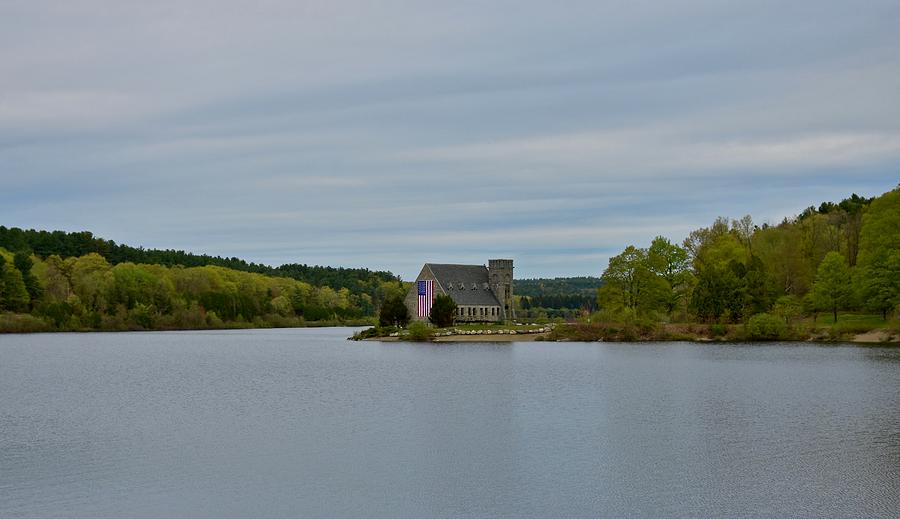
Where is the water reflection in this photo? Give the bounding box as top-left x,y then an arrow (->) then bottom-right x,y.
1,330 -> 898,518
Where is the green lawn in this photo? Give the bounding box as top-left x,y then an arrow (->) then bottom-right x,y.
806,312 -> 888,329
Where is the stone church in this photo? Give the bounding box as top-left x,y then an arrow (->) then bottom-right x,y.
405,259 -> 514,323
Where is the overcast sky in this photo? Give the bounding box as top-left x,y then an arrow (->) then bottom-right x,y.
2,1 -> 898,279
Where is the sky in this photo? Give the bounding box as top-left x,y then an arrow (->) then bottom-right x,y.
2,1 -> 898,279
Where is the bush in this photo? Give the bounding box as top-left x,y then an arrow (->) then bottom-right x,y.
351,326 -> 397,340
710,323 -> 727,337
407,321 -> 433,341
0,312 -> 53,333
746,313 -> 787,340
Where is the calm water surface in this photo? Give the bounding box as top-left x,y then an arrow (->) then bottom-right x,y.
1,328 -> 899,518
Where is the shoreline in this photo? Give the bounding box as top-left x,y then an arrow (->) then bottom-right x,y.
365,330 -> 899,344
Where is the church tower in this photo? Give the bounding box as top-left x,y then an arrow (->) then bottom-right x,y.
488,259 -> 514,321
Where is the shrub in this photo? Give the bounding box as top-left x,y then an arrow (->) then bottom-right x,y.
0,312 -> 53,333
406,321 -> 433,341
351,326 -> 397,340
710,323 -> 727,337
746,313 -> 787,340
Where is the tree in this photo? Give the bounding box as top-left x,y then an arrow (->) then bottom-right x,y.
647,236 -> 691,317
731,215 -> 755,253
2,263 -> 31,312
689,261 -> 746,322
855,188 -> 900,319
14,251 -> 42,303
429,294 -> 457,328
811,251 -> 852,323
599,245 -> 666,315
857,254 -> 900,320
742,254 -> 769,315
378,292 -> 409,327
686,231 -> 750,322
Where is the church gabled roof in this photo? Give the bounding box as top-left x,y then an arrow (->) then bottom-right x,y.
425,263 -> 501,306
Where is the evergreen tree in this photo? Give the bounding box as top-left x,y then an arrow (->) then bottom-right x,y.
2,263 -> 31,312
429,294 -> 457,328
378,293 -> 409,327
14,251 -> 42,303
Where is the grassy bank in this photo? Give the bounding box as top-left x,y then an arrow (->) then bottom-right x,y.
351,313 -> 898,343
548,313 -> 899,343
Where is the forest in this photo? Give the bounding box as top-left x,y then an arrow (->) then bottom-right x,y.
0,246 -> 408,332
516,277 -> 601,319
586,188 -> 899,340
0,226 -> 400,314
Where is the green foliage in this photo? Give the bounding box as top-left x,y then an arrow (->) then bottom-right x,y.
429,294 -> 457,328
0,226 -> 400,318
690,262 -> 744,322
0,247 -> 380,332
378,292 -> 409,327
647,236 -> 692,316
855,189 -> 900,319
406,321 -> 433,341
515,276 -> 603,298
598,245 -> 668,316
0,312 -> 52,333
772,295 -> 803,324
516,277 -> 600,317
1,263 -> 30,312
746,313 -> 788,340
709,323 -> 727,337
13,251 -> 42,303
811,251 -> 852,323
351,325 -> 399,340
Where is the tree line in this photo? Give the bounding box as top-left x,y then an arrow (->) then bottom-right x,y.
597,188 -> 899,325
516,276 -> 601,319
0,249 -> 406,332
0,226 -> 401,318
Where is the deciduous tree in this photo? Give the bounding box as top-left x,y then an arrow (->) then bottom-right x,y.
811,251 -> 852,323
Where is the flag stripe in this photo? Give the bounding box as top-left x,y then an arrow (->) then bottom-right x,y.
417,279 -> 434,317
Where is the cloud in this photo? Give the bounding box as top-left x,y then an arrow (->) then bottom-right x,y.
1,0 -> 899,277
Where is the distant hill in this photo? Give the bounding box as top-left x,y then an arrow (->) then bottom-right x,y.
515,277 -> 602,317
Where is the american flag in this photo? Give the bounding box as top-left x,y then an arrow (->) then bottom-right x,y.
417,279 -> 434,318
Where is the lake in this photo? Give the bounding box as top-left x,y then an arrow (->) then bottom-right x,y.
1,328 -> 899,518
